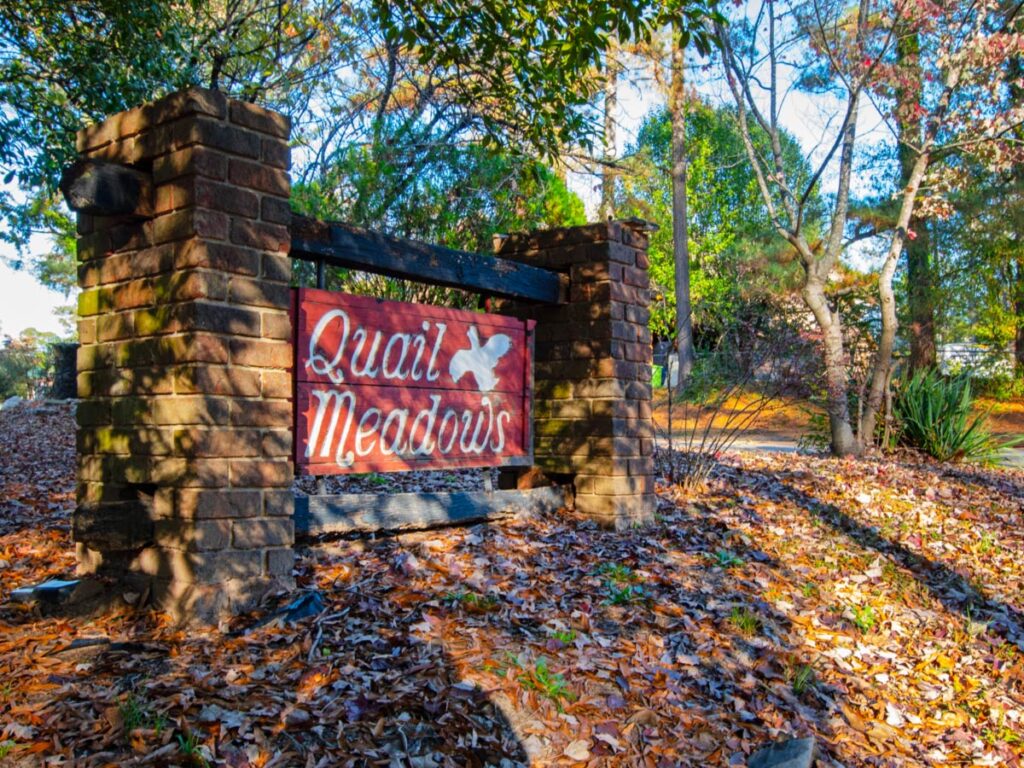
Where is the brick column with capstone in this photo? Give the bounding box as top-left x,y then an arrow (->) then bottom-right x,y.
73,88 -> 295,620
492,221 -> 656,528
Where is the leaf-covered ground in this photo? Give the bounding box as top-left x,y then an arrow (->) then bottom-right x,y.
1,403 -> 1023,767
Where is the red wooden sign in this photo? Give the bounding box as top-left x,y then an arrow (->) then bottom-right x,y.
292,288 -> 534,475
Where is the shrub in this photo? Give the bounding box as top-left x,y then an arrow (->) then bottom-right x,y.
973,373 -> 1024,401
0,329 -> 60,399
893,368 -> 1022,464
657,303 -> 809,490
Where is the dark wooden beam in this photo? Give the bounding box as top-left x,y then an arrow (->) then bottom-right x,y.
294,486 -> 567,535
59,159 -> 152,217
291,215 -> 565,304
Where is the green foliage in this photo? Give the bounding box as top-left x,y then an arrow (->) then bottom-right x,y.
596,562 -> 648,605
0,1 -> 189,248
728,607 -> 760,636
446,590 -> 501,612
0,1 -> 353,249
118,691 -> 167,737
362,473 -> 390,487
0,740 -> 14,758
176,730 -> 209,767
548,628 -> 577,644
295,143 -> 583,253
378,0 -> 722,157
0,329 -> 61,399
0,0 -> 721,259
791,664 -> 816,696
710,549 -> 744,569
893,368 -> 1022,464
616,101 -> 813,341
850,604 -> 877,634
516,656 -> 575,710
119,693 -> 147,733
603,582 -> 648,606
930,162 -> 1023,372
982,718 -> 1022,748
973,373 -> 1024,401
293,138 -> 585,304
595,563 -> 635,583
976,532 -> 999,556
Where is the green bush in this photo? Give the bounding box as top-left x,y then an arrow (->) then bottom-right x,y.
893,368 -> 1021,464
973,373 -> 1024,401
0,329 -> 64,399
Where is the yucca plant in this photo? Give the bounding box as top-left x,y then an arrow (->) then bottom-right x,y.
893,368 -> 1021,464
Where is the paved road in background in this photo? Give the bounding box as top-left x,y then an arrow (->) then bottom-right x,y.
1002,449 -> 1024,469
661,433 -> 1024,471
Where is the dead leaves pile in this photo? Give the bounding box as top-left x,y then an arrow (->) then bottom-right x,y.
0,404 -> 1023,766
0,402 -> 77,596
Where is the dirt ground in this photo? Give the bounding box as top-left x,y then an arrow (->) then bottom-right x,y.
651,391 -> 813,444
983,398 -> 1024,439
652,390 -> 1024,447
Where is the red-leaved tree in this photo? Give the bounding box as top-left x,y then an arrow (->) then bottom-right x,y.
716,0 -> 1024,455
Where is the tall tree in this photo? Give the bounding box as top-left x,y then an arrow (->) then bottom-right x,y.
716,0 -> 1024,455
616,100 -> 810,341
1006,16 -> 1024,373
0,0 -> 724,251
894,28 -> 936,371
670,35 -> 696,382
601,35 -> 619,220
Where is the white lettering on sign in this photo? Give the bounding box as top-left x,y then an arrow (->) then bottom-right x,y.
306,308 -> 451,387
303,388 -> 511,468
294,290 -> 531,474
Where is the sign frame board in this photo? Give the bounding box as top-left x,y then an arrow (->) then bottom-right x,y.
292,288 -> 535,476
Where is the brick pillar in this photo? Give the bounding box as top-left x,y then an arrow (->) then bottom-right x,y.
73,88 -> 295,620
493,221 -> 656,528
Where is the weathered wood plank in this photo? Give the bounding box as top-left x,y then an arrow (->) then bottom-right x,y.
59,159 -> 152,217
291,215 -> 564,304
294,486 -> 567,535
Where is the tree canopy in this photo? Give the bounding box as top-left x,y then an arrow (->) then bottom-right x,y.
616,98 -> 812,340
0,0 -> 721,251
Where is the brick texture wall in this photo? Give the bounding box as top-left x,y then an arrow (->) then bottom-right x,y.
493,221 -> 656,528
72,88 -> 295,620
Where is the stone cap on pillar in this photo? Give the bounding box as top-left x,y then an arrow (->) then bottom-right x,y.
493,219 -> 652,259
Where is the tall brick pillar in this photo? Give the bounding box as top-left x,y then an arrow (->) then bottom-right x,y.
73,88 -> 295,620
494,221 -> 656,528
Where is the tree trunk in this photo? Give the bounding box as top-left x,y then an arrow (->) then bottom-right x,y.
600,36 -> 618,221
896,30 -> 937,371
862,233 -> 900,444
1010,52 -> 1024,376
862,150 -> 932,444
1016,291 -> 1024,374
803,278 -> 860,456
670,34 -> 695,383
905,223 -> 935,370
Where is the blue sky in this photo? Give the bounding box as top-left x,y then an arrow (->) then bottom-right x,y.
0,26 -> 890,340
